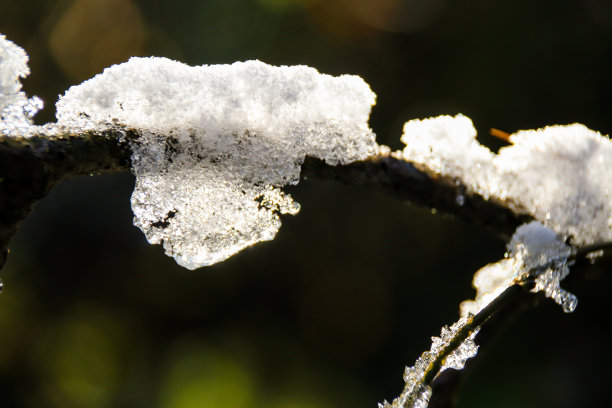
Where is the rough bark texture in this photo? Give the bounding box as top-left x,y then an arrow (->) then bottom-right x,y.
0,130 -> 132,268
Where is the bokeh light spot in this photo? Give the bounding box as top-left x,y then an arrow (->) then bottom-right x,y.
48,0 -> 145,81
159,341 -> 256,408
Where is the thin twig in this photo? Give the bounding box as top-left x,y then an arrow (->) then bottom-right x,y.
398,239 -> 612,407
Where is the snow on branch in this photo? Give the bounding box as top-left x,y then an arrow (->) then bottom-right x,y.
379,222 -> 612,408
3,31 -> 612,273
401,115 -> 612,247
55,58 -> 382,268
3,32 -> 612,408
1,32 -> 532,270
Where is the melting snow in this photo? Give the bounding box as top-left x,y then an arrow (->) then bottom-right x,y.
3,32 -> 609,408
460,259 -> 515,317
510,221 -> 576,313
462,221 -> 575,316
56,58 -> 380,268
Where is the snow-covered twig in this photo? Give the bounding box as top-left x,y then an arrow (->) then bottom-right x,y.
379,237 -> 612,408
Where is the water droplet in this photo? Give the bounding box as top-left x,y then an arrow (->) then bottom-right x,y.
430,208 -> 437,215
456,194 -> 465,206
561,292 -> 578,313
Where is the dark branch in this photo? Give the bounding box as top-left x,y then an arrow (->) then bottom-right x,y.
1,128 -> 533,269
301,156 -> 532,238
0,129 -> 132,268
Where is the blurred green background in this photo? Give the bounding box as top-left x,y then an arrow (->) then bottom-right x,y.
1,0 -> 612,407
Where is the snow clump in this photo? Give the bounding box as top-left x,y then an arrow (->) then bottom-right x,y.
0,34 -> 43,136
461,221 -> 575,315
401,115 -> 612,247
56,58 -> 380,268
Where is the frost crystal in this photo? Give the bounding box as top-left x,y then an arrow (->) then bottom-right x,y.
379,317 -> 479,408
383,222 -> 572,408
509,222 -> 576,313
401,115 -> 612,247
56,58 -> 379,268
0,34 -> 43,136
462,221 -> 575,316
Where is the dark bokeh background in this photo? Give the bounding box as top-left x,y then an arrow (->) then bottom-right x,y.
2,1 -> 612,407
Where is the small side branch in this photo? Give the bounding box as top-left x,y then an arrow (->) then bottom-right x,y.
389,239 -> 612,408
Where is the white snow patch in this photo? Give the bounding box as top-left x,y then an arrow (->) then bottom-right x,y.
401,115 -> 612,247
460,258 -> 515,317
0,34 -> 43,136
56,58 -> 380,268
510,221 -> 576,313
400,114 -> 493,193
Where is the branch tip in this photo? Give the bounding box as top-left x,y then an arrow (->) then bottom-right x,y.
489,128 -> 511,142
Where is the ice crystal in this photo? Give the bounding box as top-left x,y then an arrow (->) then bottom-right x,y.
460,259 -> 515,316
383,222 -> 572,408
0,34 -> 43,136
510,222 -> 576,312
462,221 -> 575,316
56,58 -> 380,268
440,327 -> 479,372
401,115 -> 612,247
379,317 -> 478,408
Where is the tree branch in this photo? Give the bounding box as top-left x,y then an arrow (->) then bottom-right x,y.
0,128 -> 532,269
0,129 -> 132,268
2,129 -> 611,408
301,156 -> 532,238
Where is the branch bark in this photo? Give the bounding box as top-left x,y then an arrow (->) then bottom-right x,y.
0,129 -> 132,268
0,128 -> 534,269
